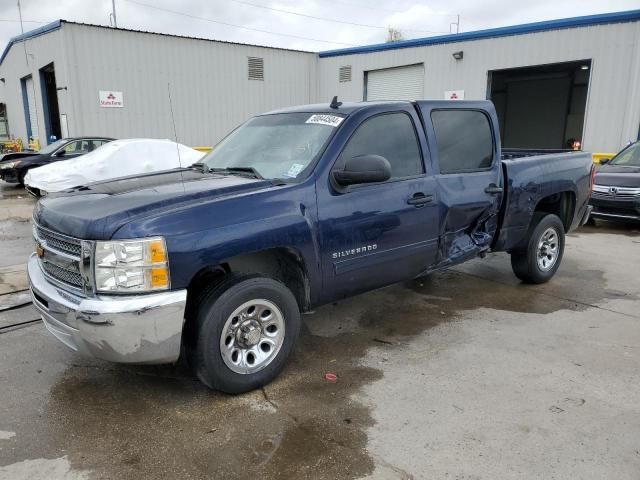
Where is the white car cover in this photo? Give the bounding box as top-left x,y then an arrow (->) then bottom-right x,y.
24,138 -> 205,193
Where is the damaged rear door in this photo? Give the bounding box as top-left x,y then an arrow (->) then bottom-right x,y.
418,102 -> 503,268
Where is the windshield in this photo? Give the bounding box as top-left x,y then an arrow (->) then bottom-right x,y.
610,142 -> 640,166
38,139 -> 68,155
200,113 -> 342,180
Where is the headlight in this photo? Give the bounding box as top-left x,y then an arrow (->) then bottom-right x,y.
94,237 -> 170,293
0,161 -> 18,169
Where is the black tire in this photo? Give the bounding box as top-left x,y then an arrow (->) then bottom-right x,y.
510,213 -> 565,284
190,275 -> 301,394
17,170 -> 26,187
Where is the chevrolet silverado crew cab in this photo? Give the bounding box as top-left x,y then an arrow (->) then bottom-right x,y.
29,100 -> 594,393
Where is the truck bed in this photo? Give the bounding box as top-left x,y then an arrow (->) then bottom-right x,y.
494,150 -> 593,252
501,148 -> 577,160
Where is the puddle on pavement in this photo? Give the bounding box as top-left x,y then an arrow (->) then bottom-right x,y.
0,218 -> 33,268
0,184 -> 27,200
449,252 -> 637,310
0,456 -> 90,480
2,253 -> 629,479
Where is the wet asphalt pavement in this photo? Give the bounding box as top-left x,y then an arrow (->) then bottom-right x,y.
0,182 -> 639,479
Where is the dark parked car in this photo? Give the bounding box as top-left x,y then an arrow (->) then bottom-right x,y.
0,137 -> 114,185
590,141 -> 640,223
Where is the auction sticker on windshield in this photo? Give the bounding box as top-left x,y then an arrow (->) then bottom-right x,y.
305,114 -> 344,127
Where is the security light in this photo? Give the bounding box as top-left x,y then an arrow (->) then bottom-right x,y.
452,51 -> 464,60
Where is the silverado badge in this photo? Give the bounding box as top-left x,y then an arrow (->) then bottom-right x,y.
332,244 -> 377,259
36,242 -> 45,258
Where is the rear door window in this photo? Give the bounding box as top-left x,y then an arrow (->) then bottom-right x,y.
431,110 -> 494,174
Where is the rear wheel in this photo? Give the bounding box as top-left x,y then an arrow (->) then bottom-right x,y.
510,213 -> 565,284
190,275 -> 301,394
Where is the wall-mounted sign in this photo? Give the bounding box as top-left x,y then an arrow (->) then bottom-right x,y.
99,90 -> 124,108
444,90 -> 465,100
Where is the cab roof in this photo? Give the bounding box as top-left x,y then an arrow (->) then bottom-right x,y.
262,99 -> 495,116
263,101 -> 411,116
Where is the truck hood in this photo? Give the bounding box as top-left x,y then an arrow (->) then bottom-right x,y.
34,169 -> 275,239
595,164 -> 640,188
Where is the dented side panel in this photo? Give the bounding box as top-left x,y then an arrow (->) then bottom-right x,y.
417,101 -> 504,269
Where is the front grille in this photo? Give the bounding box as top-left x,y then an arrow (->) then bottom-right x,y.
41,260 -> 83,288
33,222 -> 86,292
36,226 -> 81,257
592,185 -> 640,202
592,191 -> 639,201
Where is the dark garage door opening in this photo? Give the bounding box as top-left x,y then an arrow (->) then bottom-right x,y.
39,63 -> 62,143
489,60 -> 591,150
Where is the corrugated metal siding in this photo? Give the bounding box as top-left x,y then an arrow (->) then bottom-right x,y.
365,64 -> 424,101
2,19 -> 639,153
0,29 -> 66,144
64,24 -> 317,146
316,21 -> 640,152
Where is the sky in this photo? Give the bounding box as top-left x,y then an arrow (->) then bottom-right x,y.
1,0 -> 639,53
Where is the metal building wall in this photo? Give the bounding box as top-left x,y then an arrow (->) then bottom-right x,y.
316,22 -> 640,152
0,28 -> 67,144
61,23 -> 318,146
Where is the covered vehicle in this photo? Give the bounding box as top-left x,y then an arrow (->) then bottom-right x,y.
0,137 -> 114,186
25,138 -> 205,196
590,141 -> 640,223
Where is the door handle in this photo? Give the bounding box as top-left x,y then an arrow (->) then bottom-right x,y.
407,193 -> 433,206
485,185 -> 503,194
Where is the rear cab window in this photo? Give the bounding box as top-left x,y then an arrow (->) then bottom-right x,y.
431,110 -> 494,174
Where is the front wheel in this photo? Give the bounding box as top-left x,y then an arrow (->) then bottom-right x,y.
190,275 -> 301,394
510,213 -> 565,284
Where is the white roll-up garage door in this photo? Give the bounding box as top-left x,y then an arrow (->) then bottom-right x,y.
24,76 -> 39,140
365,64 -> 424,101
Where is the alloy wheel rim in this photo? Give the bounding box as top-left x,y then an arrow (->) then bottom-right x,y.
219,299 -> 285,374
536,227 -> 559,271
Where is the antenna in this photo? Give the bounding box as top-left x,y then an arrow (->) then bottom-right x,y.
450,14 -> 460,34
330,95 -> 342,109
167,82 -> 186,193
110,0 -> 118,27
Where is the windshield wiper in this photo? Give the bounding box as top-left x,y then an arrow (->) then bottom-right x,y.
208,167 -> 264,179
190,162 -> 207,172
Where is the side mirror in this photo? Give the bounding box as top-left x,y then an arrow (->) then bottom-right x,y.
599,158 -> 610,165
333,154 -> 391,187
54,150 -> 66,157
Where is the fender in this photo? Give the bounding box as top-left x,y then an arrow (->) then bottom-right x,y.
113,181 -> 322,302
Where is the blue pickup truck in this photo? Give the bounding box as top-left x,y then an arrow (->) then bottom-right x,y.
29,99 -> 594,393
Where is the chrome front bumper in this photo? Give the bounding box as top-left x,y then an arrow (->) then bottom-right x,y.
28,254 -> 187,364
